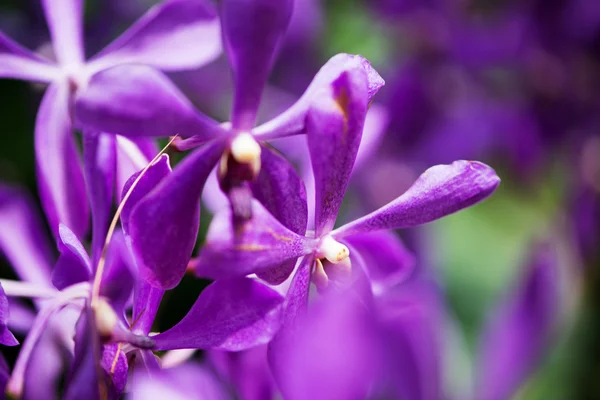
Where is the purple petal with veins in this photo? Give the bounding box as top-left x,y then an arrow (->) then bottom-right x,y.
333,160 -> 500,238
36,82 -> 89,239
51,224 -> 92,290
194,200 -> 314,280
307,67 -> 369,236
153,278 -> 284,351
75,64 -> 224,140
90,0 -> 221,72
220,0 -> 293,129
251,146 -> 308,284
253,53 -> 384,140
128,141 -> 225,289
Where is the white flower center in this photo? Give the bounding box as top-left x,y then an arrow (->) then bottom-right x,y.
316,235 -> 350,264
230,132 -> 261,165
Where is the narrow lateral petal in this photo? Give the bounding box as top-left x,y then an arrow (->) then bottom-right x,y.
83,132 -> 116,266
100,230 -> 135,316
0,185 -> 53,286
91,0 -> 221,72
51,224 -> 92,290
120,154 -> 171,235
344,231 -> 415,294
475,243 -> 559,400
307,68 -> 369,236
267,256 -> 313,388
129,141 -> 225,289
64,308 -> 105,400
132,281 -> 164,336
0,31 -> 59,82
36,82 -> 89,238
251,146 -> 308,284
194,200 -> 314,280
220,0 -> 293,129
41,0 -> 85,66
75,65 -> 224,139
0,283 -> 18,346
253,53 -> 384,140
153,278 -> 284,351
332,160 -> 501,238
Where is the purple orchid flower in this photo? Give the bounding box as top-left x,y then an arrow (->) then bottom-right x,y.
190,64 -> 500,293
0,0 -> 221,238
74,0 -> 386,289
0,180 -> 284,398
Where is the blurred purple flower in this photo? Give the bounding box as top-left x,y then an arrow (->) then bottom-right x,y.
129,362 -> 230,400
475,242 -> 560,400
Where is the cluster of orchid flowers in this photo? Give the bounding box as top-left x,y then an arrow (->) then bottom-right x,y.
0,0 -> 563,399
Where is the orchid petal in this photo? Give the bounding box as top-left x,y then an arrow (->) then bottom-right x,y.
270,276 -> 379,400
75,65 -> 223,139
0,283 -> 18,346
129,141 -> 225,289
64,308 -> 104,400
333,161 -> 501,238
101,344 -> 128,396
0,185 -> 53,286
83,132 -> 116,265
194,200 -> 314,280
253,53 -> 384,140
115,137 -> 157,203
100,230 -> 135,316
344,231 -> 415,294
307,67 -> 369,236
476,243 -> 559,400
251,146 -> 308,284
153,278 -> 283,351
120,154 -> 171,235
0,31 -> 59,82
267,256 -> 313,387
130,363 -> 229,400
208,345 -> 275,400
22,312 -> 69,400
132,282 -> 164,336
220,0 -> 293,129
91,0 -> 221,72
51,224 -> 92,290
36,82 -> 89,238
41,0 -> 84,66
